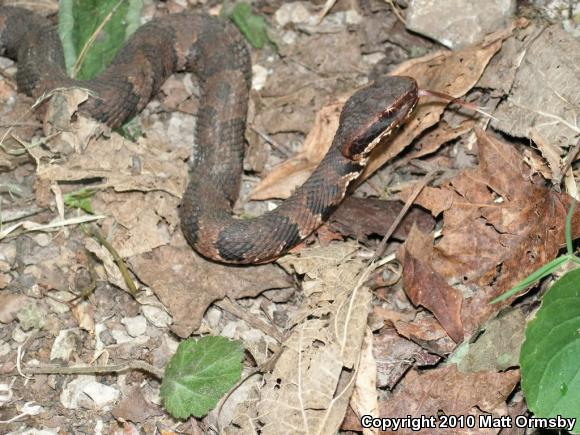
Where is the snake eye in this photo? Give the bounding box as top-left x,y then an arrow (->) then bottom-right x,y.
339,76 -> 418,161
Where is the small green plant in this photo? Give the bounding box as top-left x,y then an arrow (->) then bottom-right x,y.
64,188 -> 96,213
493,199 -> 579,433
160,336 -> 244,419
225,2 -> 274,49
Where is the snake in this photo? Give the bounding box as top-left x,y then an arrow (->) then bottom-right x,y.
0,6 -> 418,264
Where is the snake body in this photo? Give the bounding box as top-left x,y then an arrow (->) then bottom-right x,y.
0,6 -> 418,264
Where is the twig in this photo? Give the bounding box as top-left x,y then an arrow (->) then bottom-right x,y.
385,0 -> 406,25
83,225 -> 139,297
249,124 -> 293,157
316,0 -> 337,24
372,169 -> 438,261
6,360 -> 164,379
0,214 -> 106,240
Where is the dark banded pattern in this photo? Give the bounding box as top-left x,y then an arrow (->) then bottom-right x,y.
0,6 -> 418,264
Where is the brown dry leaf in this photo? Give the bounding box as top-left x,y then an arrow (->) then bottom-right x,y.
36,124 -> 188,197
96,191 -> 175,258
392,120 -> 475,170
489,24 -> 580,180
373,327 -> 440,389
327,197 -> 435,242
130,238 -> 290,337
400,185 -> 454,217
425,128 -> 580,331
401,225 -> 464,342
379,365 -> 520,435
394,311 -> 457,355
112,386 -> 163,424
250,100 -> 344,200
350,328 -> 378,435
257,242 -> 371,434
85,237 -> 129,293
71,301 -> 95,334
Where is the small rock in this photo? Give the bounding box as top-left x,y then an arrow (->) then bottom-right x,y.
0,244 -> 16,264
141,305 -> 171,328
111,328 -> 133,344
205,305 -> 223,329
252,65 -> 270,91
32,233 -> 52,247
60,376 -> 119,409
45,290 -> 74,314
50,328 -> 81,362
12,327 -> 29,343
275,2 -> 316,26
151,335 -> 179,368
121,315 -> 147,337
406,0 -> 516,49
0,340 -> 10,357
221,320 -> 244,339
83,381 -> 120,408
0,272 -> 12,289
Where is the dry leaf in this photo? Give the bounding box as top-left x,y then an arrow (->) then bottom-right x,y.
394,311 -> 457,355
350,328 -> 379,435
401,225 -> 464,342
258,242 -> 372,434
490,24 -> 580,180
112,386 -> 163,423
430,128 -> 578,330
379,365 -> 520,435
372,327 -> 440,389
130,239 -> 290,337
328,197 -> 435,242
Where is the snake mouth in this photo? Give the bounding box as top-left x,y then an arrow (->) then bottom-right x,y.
345,79 -> 419,161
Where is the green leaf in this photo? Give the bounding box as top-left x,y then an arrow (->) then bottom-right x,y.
58,0 -> 143,79
160,336 -> 243,419
227,2 -> 272,49
520,268 -> 580,433
64,188 -> 96,213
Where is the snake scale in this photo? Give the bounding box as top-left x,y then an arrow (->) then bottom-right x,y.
0,6 -> 418,264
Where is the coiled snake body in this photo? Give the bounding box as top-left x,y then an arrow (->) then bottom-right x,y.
0,6 -> 418,264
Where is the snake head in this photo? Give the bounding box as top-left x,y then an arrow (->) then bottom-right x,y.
338,76 -> 418,161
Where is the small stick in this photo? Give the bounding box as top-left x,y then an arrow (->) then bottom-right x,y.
371,169 -> 438,261
5,360 -> 164,379
83,225 -> 139,297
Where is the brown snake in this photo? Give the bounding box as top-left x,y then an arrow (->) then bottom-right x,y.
0,6 -> 418,264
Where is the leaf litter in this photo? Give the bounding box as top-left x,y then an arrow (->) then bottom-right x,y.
0,0 -> 579,433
